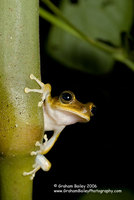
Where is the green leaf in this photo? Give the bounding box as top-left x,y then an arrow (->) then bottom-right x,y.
46,0 -> 134,74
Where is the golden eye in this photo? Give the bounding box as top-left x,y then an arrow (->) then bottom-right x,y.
59,91 -> 75,104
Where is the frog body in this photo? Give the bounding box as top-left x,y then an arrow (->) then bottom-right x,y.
23,74 -> 95,179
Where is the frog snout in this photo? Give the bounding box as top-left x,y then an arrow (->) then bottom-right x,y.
90,105 -> 96,116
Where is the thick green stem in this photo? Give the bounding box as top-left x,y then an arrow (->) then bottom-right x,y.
0,156 -> 34,200
0,0 -> 43,199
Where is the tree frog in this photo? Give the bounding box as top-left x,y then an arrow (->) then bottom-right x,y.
23,74 -> 95,179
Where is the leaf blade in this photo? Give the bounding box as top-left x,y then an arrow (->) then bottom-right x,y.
46,0 -> 134,74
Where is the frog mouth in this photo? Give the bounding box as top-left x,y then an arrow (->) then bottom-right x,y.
58,108 -> 91,124
71,110 -> 90,122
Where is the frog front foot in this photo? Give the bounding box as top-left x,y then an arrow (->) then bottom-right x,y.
25,74 -> 51,107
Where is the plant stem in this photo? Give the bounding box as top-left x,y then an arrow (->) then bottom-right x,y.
0,156 -> 34,200
0,0 -> 43,199
114,54 -> 134,71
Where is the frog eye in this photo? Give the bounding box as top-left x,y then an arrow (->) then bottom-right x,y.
59,91 -> 75,104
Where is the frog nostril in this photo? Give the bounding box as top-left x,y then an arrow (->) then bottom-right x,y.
91,105 -> 96,115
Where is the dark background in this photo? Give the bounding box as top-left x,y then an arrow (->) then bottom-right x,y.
33,6 -> 134,200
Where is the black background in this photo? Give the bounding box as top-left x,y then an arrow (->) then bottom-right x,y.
33,6 -> 134,200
